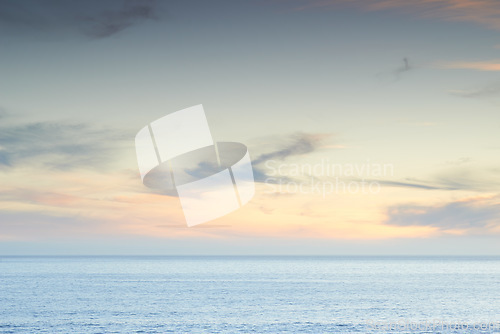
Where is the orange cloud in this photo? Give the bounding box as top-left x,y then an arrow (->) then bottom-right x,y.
293,0 -> 500,30
3,164 -> 494,241
436,59 -> 500,71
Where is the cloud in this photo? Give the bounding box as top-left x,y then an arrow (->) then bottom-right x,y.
367,163 -> 500,192
289,0 -> 500,30
252,133 -> 330,165
393,57 -> 413,76
430,168 -> 500,192
374,179 -> 459,191
385,196 -> 500,234
251,133 -> 331,182
419,164 -> 500,193
80,0 -> 159,38
448,82 -> 500,98
438,61 -> 500,98
0,0 -> 162,39
0,121 -> 132,170
378,57 -> 416,82
437,60 -> 500,71
439,59 -> 500,97
248,134 -> 499,193
141,133 -> 329,190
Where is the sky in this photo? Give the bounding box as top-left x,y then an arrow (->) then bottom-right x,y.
1,0 -> 500,255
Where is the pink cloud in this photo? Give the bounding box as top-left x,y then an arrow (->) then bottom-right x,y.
436,59 -> 500,71
292,0 -> 500,30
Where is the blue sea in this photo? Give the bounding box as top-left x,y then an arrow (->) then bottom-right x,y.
0,256 -> 499,333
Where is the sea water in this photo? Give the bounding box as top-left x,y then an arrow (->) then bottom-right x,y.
0,256 -> 499,333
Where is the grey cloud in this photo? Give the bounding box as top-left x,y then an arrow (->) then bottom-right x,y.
252,133 -> 328,165
370,165 -> 500,192
385,200 -> 500,232
373,179 -> 459,191
394,57 -> 412,76
373,176 -> 497,192
0,121 -> 132,170
251,133 -> 330,182
80,0 -> 159,38
378,57 -> 416,82
432,167 -> 500,192
0,0 -> 162,39
252,167 -> 279,183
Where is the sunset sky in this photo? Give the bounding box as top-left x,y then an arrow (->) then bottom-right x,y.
1,0 -> 500,255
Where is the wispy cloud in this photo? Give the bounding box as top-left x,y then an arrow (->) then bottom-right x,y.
393,57 -> 413,77
0,0 -> 163,39
252,133 -> 330,165
81,0 -> 159,38
449,82 -> 500,98
431,167 -> 500,192
251,133 -> 332,182
368,163 -> 500,192
437,60 -> 500,98
0,121 -> 131,170
438,59 -> 500,97
385,196 -> 500,234
437,60 -> 500,71
289,0 -> 500,30
378,57 -> 416,82
374,179 -> 459,191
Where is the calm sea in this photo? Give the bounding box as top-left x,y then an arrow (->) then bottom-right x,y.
0,256 -> 499,333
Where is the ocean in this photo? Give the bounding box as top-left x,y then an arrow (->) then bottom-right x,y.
0,256 -> 499,333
